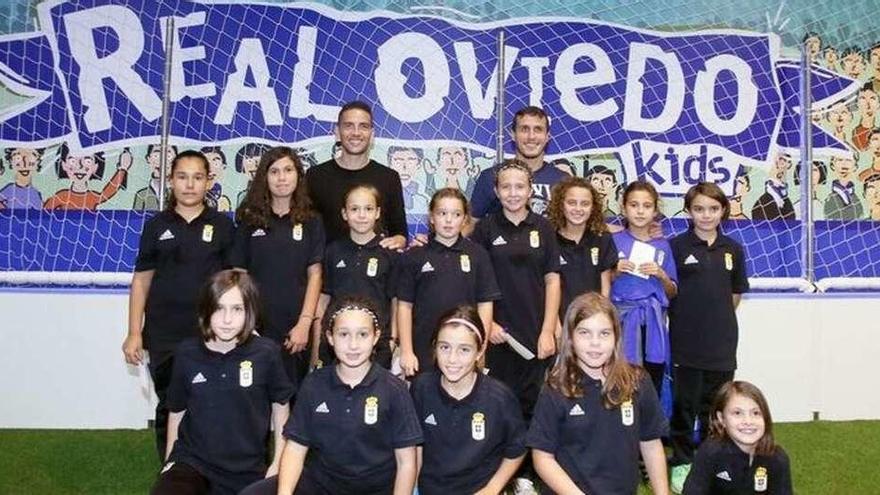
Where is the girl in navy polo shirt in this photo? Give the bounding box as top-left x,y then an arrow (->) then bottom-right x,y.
398,188 -> 500,376
611,181 -> 678,398
527,293 -> 669,495
668,182 -> 750,492
124,150 -> 235,461
317,184 -> 397,368
152,270 -> 293,495
410,306 -> 526,495
547,176 -> 618,318
683,381 -> 792,494
240,296 -> 422,495
232,146 -> 324,386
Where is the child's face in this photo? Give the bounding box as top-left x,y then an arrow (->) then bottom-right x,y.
688,194 -> 724,234
562,186 -> 594,228
622,190 -> 656,229
430,197 -> 466,242
327,309 -> 379,369
572,312 -> 615,376
267,156 -> 298,200
495,168 -> 530,213
170,157 -> 209,208
342,189 -> 380,235
717,393 -> 766,454
435,324 -> 482,384
210,286 -> 246,342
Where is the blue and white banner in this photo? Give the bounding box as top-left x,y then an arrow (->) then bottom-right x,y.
0,0 -> 861,197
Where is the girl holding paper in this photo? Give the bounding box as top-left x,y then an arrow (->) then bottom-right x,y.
610,181 -> 677,399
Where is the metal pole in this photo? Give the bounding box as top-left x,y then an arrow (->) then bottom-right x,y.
495,30 -> 505,163
799,41 -> 814,284
158,17 -> 175,208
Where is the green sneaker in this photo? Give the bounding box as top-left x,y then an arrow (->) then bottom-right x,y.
671,463 -> 692,494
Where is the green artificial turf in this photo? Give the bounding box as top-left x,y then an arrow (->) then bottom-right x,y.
1,421 -> 878,494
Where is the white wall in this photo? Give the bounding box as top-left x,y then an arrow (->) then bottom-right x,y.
1,290 -> 877,428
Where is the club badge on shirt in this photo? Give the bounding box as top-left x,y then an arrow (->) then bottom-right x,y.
529,230 -> 540,248
202,224 -> 214,243
239,360 -> 253,387
367,257 -> 379,277
591,247 -> 599,266
621,400 -> 634,426
725,252 -> 734,271
292,223 -> 303,241
460,254 -> 471,273
754,466 -> 768,492
365,396 -> 379,425
657,250 -> 665,266
471,412 -> 486,441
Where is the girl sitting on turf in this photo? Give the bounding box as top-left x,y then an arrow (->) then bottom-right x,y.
683,381 -> 792,494
151,270 -> 293,495
410,306 -> 526,494
241,296 -> 422,495
527,293 -> 669,495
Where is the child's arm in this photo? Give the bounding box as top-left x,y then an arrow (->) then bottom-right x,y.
164,410 -> 184,461
537,273 -> 561,359
391,446 -> 418,495
600,269 -> 612,297
311,293 -> 331,366
123,270 -> 154,365
532,449 -> 585,495
276,439 -> 308,495
266,402 -> 290,477
476,301 -> 493,341
476,455 -> 525,495
397,301 -> 418,376
286,264 -> 322,354
640,438 -> 670,495
390,297 -> 399,348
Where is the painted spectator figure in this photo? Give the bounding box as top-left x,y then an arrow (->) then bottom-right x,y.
841,46 -> 867,82
425,145 -> 479,198
728,170 -> 751,220
853,84 -> 878,151
0,147 -> 43,209
388,145 -> 429,213
863,173 -> 880,220
824,153 -> 864,220
44,144 -> 131,211
202,146 -> 232,212
586,165 -> 619,217
826,101 -> 853,144
133,145 -> 177,211
751,152 -> 795,221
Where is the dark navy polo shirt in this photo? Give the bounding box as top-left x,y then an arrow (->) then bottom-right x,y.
411,371 -> 527,495
396,237 -> 501,369
557,230 -> 618,319
229,214 -> 324,343
683,438 -> 792,495
166,336 -> 294,492
470,162 -> 569,217
526,372 -> 668,495
135,208 -> 234,354
669,229 -> 749,371
283,364 -> 423,493
471,211 -> 560,352
323,235 -> 399,341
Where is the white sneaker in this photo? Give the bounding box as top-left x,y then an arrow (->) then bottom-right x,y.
513,477 -> 538,495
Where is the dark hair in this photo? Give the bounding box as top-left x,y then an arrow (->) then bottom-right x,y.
145,143 -> 179,160
338,100 -> 373,124
236,146 -> 313,228
436,146 -> 471,165
684,182 -> 731,221
709,381 -> 778,456
198,270 -> 260,344
622,180 -> 660,211
843,46 -> 864,59
512,105 -> 549,131
794,160 -> 828,186
864,172 -> 880,194
235,143 -> 272,173
586,165 -> 618,184
200,146 -> 227,166
547,176 -> 607,235
429,187 -> 469,217
859,81 -> 876,96
431,305 -> 486,370
493,158 -> 533,186
387,146 -> 423,163
165,150 -> 210,210
802,31 -> 820,44
323,294 -> 382,337
55,143 -> 105,180
4,147 -> 44,172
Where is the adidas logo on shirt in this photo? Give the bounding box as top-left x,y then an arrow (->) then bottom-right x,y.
335,260 -> 347,268
191,372 -> 207,384
315,402 -> 330,413
618,251 -> 626,258
715,471 -> 732,481
492,236 -> 507,246
424,414 -> 437,426
421,261 -> 435,273
684,254 -> 699,265
569,404 -> 585,416
251,228 -> 266,237
559,255 -> 568,266
158,229 -> 175,241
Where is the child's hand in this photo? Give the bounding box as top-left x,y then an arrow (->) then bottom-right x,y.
284,320 -> 311,354
489,322 -> 507,344
400,351 -> 419,377
537,329 -> 556,360
616,259 -> 636,273
637,261 -> 663,278
122,333 -> 144,365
